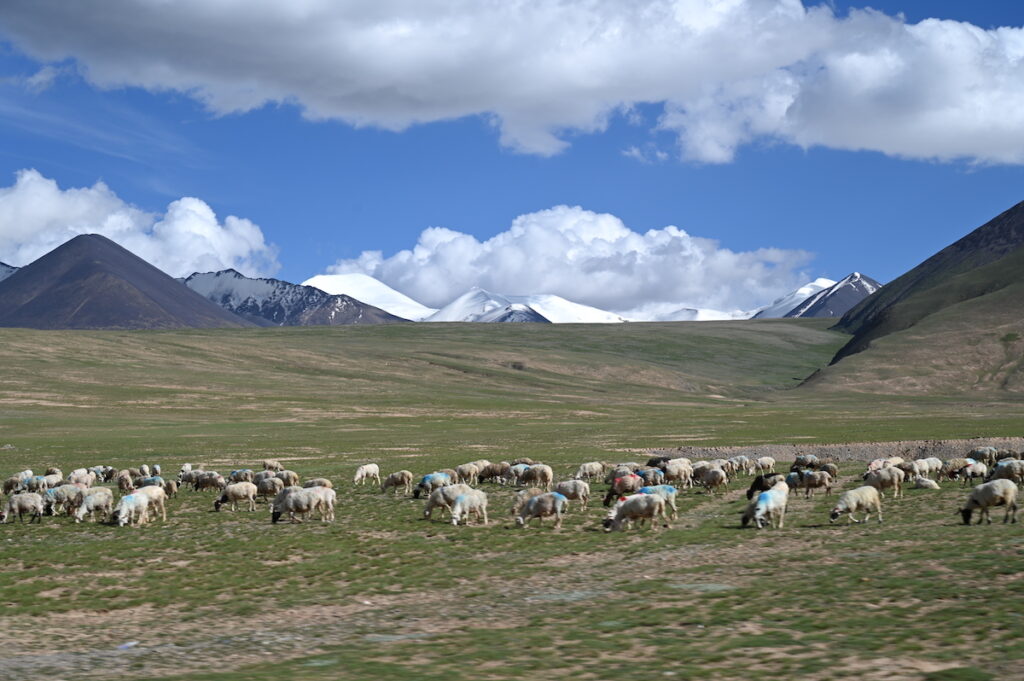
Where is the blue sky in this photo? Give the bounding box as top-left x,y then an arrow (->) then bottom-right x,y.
0,1 -> 1022,316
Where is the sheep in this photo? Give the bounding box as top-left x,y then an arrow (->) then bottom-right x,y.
136,475 -> 164,489
45,484 -> 85,515
423,484 -> 473,520
819,462 -> 840,481
305,485 -> 337,521
41,473 -> 63,489
602,473 -> 642,507
303,478 -> 334,489
829,486 -> 883,524
939,458 -> 971,481
895,460 -> 922,481
72,488 -> 113,523
968,446 -> 999,467
263,459 -> 284,472
509,488 -> 545,516
381,470 -> 414,495
604,493 -> 668,532
573,461 -> 605,481
746,473 -> 787,500
354,463 -> 381,486
662,460 -> 693,489
117,470 -> 135,494
214,481 -> 258,512
798,470 -> 833,498
44,466 -> 62,477
134,485 -> 168,522
228,469 -> 254,483
271,486 -> 323,524
1,492 -> 43,523
194,472 -> 227,492
636,468 -> 665,486
511,457 -> 539,466
413,472 -> 452,499
162,479 -> 179,497
478,462 -> 511,485
960,479 -> 1018,525
276,470 -> 300,487
915,457 -> 943,479
638,485 -> 678,520
912,477 -> 941,490
455,463 -> 480,486
793,454 -> 819,470
729,455 -> 754,476
114,494 -> 149,527
257,476 -> 285,501
450,489 -> 489,526
25,475 -> 49,493
955,462 -> 989,487
755,456 -> 776,474
695,466 -> 728,495
646,455 -> 673,468
988,460 -> 1024,486
515,492 -> 569,529
521,464 -> 553,490
66,470 -> 96,488
604,463 -> 640,483
553,480 -> 591,510
252,470 -> 276,484
2,476 -> 22,495
863,466 -> 904,499
139,464 -> 151,478
741,480 -> 789,529
509,463 -> 531,484
995,449 -> 1019,462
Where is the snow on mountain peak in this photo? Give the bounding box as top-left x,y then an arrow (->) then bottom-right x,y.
302,273 -> 437,321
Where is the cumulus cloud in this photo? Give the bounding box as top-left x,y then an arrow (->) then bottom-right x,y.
0,169 -> 279,277
327,205 -> 814,316
1,1 -> 1022,163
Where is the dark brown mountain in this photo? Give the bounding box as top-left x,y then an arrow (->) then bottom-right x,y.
0,234 -> 253,329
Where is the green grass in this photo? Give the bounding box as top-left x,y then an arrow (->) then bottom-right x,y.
0,322 -> 1022,680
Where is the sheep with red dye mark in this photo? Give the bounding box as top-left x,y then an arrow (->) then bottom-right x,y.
515,492 -> 569,529
960,479 -> 1018,525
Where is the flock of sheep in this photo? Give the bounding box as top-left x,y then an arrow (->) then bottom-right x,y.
0,446 -> 1020,531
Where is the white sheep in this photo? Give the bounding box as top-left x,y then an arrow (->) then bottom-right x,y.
638,484 -> 679,520
741,480 -> 789,529
215,482 -> 258,511
423,484 -> 474,520
305,485 -> 337,521
303,478 -> 334,489
1,492 -> 43,523
72,487 -> 113,523
960,479 -> 1018,525
863,466 -> 904,499
134,485 -> 168,522
799,470 -> 833,498
553,479 -> 591,510
271,486 -> 323,523
604,493 -> 668,532
515,492 -> 569,529
573,461 -> 605,481
450,489 -> 489,526
829,486 -> 883,524
755,456 -> 776,474
912,477 -> 941,490
381,470 -> 413,495
662,460 -> 693,489
695,466 -> 728,495
263,459 -> 284,471
229,469 -> 255,483
114,494 -> 150,527
276,470 -> 300,487
455,463 -> 480,485
956,462 -> 988,487
353,463 -> 380,486
989,460 -> 1024,486
521,464 -> 553,490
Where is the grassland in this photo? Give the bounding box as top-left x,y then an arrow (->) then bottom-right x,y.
0,321 -> 1022,681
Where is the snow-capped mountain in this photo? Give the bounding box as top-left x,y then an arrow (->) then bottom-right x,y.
302,273 -> 437,321
785,272 -> 881,319
750,278 -> 836,319
183,269 -> 408,326
0,262 -> 17,283
426,288 -> 627,323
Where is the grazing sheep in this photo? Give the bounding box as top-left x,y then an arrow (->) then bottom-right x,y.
521,464 -> 554,490
134,485 -> 168,522
695,466 -> 728,495
117,470 -> 135,494
455,463 -> 480,486
3,476 -> 22,495
636,468 -> 665,486
413,472 -> 452,499
554,480 -> 591,510
162,479 -> 179,497
114,494 -> 149,527
939,458 -> 971,481
511,457 -> 539,466
194,472 -> 227,492
44,467 -> 62,477
305,485 -> 337,521
478,462 -> 511,485
662,460 -> 693,489
955,462 -> 989,487
912,477 -> 941,490
916,457 -> 943,479
988,460 -> 1024,486
214,482 -> 258,512
45,484 -> 85,515
26,476 -> 49,493
968,447 -> 999,467
863,467 -> 905,499
423,484 -> 474,520
741,481 -> 789,529
646,456 -> 673,468
819,462 -> 840,481
755,456 -> 776,474
72,488 -> 113,523
746,473 -> 787,500
638,485 -> 678,520
604,493 -> 668,532
303,478 -> 334,489
138,464 -> 150,478
353,463 -> 380,486
793,454 -> 819,470
41,473 -> 63,489
959,479 -> 1018,525
509,488 -> 544,516
263,459 -> 284,471
257,476 -> 285,501
602,473 -> 643,507
276,470 -> 300,487
729,455 -> 754,476
515,492 -> 569,529
573,462 -> 605,481
509,463 -> 531,484
604,463 -> 640,483
66,471 -> 96,488
895,460 -> 921,481
229,469 -> 254,483
271,487 -> 323,524
136,475 -> 164,489
1,492 -> 43,523
798,470 -> 833,498
450,489 -> 489,526
829,486 -> 883,524
381,470 -> 414,495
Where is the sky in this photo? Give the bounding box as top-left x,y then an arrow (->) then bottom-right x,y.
0,0 -> 1023,318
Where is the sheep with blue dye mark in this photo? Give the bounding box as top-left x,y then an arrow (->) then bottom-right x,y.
72,487 -> 113,523
829,486 -> 883,525
510,488 -> 544,516
515,491 -> 569,529
354,463 -> 380,486
960,479 -> 1018,525
988,460 -> 1024,485
214,481 -> 258,512
450,489 -> 489,526
229,469 -> 254,483
636,468 -> 665,486
423,484 -> 473,520
114,494 -> 150,527
1,492 -> 43,523
45,484 -> 85,516
381,470 -> 413,495
554,479 -> 591,510
741,480 -> 789,529
25,475 -> 49,493
413,472 -> 452,499
639,485 -> 678,520
604,493 -> 668,532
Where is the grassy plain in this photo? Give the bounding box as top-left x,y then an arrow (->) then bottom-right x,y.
0,321 -> 1021,680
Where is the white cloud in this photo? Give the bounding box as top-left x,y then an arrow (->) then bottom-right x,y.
1,1 -> 1022,163
0,169 -> 279,277
326,205 -> 814,314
